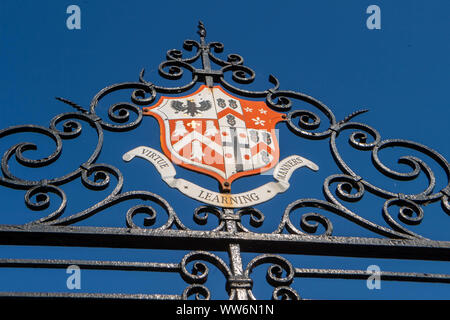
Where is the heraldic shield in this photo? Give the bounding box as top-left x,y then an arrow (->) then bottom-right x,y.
143,85 -> 285,189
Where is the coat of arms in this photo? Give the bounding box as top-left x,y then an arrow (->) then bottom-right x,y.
142,85 -> 284,190
123,85 -> 318,208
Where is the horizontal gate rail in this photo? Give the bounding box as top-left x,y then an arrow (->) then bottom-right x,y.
1,225 -> 449,261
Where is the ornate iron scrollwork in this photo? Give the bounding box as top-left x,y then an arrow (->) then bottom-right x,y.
0,21 -> 448,300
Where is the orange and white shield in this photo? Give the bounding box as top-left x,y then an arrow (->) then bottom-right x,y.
143,85 -> 285,188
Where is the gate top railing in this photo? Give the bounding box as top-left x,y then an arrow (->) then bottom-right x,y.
0,21 -> 449,300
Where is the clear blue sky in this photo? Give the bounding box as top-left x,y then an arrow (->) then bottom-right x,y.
0,0 -> 449,299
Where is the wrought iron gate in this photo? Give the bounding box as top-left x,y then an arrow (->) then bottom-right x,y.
0,22 -> 449,300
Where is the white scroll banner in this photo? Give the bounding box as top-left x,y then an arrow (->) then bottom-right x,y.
123,146 -> 319,208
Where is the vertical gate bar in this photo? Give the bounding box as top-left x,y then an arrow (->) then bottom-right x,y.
223,208 -> 250,300
228,243 -> 249,300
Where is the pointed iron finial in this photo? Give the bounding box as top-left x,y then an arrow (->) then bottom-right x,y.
55,96 -> 89,114
341,109 -> 369,124
197,21 -> 206,39
196,20 -> 213,87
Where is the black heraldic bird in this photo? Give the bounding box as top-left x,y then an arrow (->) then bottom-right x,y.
171,99 -> 212,117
